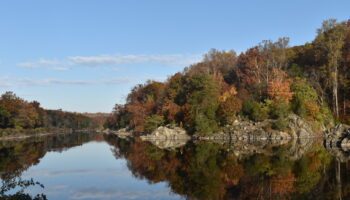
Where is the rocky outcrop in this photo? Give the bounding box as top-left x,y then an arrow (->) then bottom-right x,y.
104,128 -> 133,139
140,126 -> 191,149
325,124 -> 350,148
141,126 -> 191,140
286,114 -> 316,138
323,124 -> 350,162
107,114 -> 318,142
143,139 -> 189,149
195,114 -> 316,141
289,138 -> 319,160
194,137 -> 317,160
325,145 -> 350,163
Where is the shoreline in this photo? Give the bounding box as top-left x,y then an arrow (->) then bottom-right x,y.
0,128 -> 99,142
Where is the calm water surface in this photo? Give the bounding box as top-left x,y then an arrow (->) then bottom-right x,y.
0,132 -> 350,200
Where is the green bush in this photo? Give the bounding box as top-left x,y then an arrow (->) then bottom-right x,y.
0,105 -> 11,128
145,114 -> 165,133
187,74 -> 220,134
292,97 -> 307,118
269,100 -> 290,119
291,79 -> 317,119
243,100 -> 269,122
291,78 -> 334,126
287,64 -> 304,78
271,117 -> 289,131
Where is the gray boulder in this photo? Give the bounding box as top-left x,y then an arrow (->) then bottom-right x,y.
140,126 -> 191,140
286,114 -> 315,139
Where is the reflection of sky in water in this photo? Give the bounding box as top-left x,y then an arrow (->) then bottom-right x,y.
22,141 -> 183,200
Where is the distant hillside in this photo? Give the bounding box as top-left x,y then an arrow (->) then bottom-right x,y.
83,113 -> 109,128
0,92 -> 95,130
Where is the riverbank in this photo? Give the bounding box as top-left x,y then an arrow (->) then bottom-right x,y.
106,114 -> 326,142
0,128 -> 99,141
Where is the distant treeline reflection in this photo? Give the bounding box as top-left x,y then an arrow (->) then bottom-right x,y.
0,132 -> 103,199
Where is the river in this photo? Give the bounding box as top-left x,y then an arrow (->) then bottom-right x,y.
0,132 -> 349,200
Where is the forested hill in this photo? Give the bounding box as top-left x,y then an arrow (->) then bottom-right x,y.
0,92 -> 96,130
105,19 -> 350,135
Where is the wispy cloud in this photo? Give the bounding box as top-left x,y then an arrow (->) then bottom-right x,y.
17,53 -> 202,70
68,54 -> 201,67
17,58 -> 64,71
0,77 -> 12,87
25,168 -> 130,177
0,77 -> 133,87
71,187 -> 179,200
50,67 -> 70,71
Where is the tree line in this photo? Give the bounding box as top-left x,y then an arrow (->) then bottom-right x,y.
0,91 -> 94,130
105,19 -> 350,135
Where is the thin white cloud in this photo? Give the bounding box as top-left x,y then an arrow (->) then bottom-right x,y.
0,77 -> 12,87
17,62 -> 36,68
18,78 -> 94,86
0,77 -> 133,87
69,54 -> 201,67
17,58 -> 61,68
17,53 -> 202,70
17,58 -> 69,71
25,168 -> 130,177
50,67 -> 70,71
71,187 -> 179,200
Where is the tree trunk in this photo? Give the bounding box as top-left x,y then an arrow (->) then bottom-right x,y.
336,159 -> 343,200
333,61 -> 339,118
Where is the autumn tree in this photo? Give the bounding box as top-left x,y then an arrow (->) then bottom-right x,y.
315,19 -> 347,117
217,86 -> 242,125
267,69 -> 293,103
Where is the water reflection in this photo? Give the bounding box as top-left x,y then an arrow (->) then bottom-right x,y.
105,135 -> 350,200
0,177 -> 47,200
1,132 -> 350,200
0,133 -> 103,200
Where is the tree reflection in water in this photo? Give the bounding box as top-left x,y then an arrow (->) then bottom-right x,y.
0,177 -> 47,200
0,132 -> 103,200
1,133 -> 350,200
105,135 -> 350,200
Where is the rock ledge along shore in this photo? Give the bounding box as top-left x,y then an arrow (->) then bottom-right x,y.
107,114 -> 326,142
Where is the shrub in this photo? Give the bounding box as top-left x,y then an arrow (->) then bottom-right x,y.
0,105 -> 11,128
269,100 -> 290,119
243,100 -> 269,122
291,79 -> 318,119
145,115 -> 164,133
271,117 -> 289,131
291,78 -> 334,126
187,74 -> 220,134
287,64 -> 304,78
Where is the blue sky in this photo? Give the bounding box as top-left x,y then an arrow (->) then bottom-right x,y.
0,0 -> 349,113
